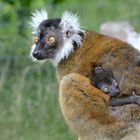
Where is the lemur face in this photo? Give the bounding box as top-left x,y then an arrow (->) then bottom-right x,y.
32,19 -> 62,60
29,10 -> 85,65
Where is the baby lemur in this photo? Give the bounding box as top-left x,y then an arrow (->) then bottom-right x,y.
93,66 -> 140,106
92,66 -> 120,98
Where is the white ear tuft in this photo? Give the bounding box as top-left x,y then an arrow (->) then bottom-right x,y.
29,10 -> 48,31
60,11 -> 81,33
52,11 -> 85,66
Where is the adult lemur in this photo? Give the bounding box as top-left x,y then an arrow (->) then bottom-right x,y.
29,10 -> 140,140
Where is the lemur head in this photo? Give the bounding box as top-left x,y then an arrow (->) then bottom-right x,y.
29,10 -> 85,65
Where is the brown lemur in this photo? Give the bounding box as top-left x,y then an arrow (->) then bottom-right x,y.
29,10 -> 140,140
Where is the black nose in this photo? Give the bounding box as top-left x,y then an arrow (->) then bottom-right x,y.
32,50 -> 45,60
32,50 -> 43,60
32,50 -> 41,59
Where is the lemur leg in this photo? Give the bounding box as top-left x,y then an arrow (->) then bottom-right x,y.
110,91 -> 140,106
59,73 -> 126,139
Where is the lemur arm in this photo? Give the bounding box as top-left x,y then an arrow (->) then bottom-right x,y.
59,73 -> 126,139
110,91 -> 140,106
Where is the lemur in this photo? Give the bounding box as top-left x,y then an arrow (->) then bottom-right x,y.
92,66 -> 120,98
29,10 -> 140,140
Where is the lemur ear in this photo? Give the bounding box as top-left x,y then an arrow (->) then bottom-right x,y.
60,11 -> 83,38
29,10 -> 48,31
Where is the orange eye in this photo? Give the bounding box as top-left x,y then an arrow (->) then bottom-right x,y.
34,36 -> 39,44
48,36 -> 57,44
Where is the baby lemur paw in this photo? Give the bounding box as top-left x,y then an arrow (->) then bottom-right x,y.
95,66 -> 103,74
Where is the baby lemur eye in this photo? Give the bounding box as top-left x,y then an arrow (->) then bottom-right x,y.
34,36 -> 39,44
47,36 -> 57,45
103,87 -> 108,92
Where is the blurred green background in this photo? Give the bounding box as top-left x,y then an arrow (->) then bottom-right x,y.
0,0 -> 140,140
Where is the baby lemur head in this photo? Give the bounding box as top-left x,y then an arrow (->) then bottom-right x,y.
93,66 -> 120,97
29,10 -> 85,65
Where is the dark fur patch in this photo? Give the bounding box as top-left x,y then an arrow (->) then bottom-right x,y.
136,60 -> 140,66
39,18 -> 61,30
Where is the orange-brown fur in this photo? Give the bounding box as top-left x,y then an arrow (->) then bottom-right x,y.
57,31 -> 140,140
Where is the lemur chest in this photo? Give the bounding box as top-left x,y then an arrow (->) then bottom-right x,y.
57,58 -> 98,83
56,44 -> 106,81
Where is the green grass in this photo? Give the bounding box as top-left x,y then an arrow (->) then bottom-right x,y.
0,35 -> 75,140
0,0 -> 140,140
0,56 -> 75,140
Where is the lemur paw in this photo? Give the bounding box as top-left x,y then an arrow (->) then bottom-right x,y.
95,66 -> 103,74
